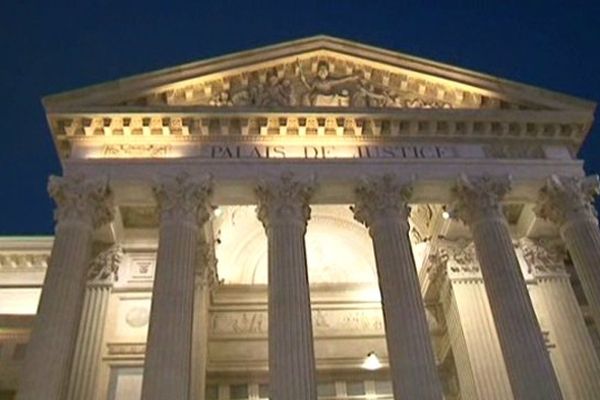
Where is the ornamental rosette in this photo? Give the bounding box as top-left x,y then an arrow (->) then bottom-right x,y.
352,174 -> 413,228
153,172 -> 213,225
535,175 -> 599,226
255,172 -> 315,229
48,174 -> 114,229
451,174 -> 511,226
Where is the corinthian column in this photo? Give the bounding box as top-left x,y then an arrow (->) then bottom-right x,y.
535,175 -> 600,326
256,172 -> 317,400
141,173 -> 213,400
451,175 -> 563,400
17,175 -> 114,400
353,175 -> 443,400
67,245 -> 122,400
431,240 -> 512,400
521,237 -> 600,400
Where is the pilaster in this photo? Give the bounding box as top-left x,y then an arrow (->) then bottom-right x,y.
521,237 -> 600,399
432,239 -> 513,400
67,244 -> 122,400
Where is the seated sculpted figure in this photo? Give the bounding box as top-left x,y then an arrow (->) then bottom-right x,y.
297,60 -> 360,106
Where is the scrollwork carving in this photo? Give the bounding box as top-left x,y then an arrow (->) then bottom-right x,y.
535,175 -> 599,226
451,174 -> 511,226
352,174 -> 413,228
48,174 -> 114,229
255,172 -> 315,229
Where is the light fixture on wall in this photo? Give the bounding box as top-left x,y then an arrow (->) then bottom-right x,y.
441,206 -> 451,220
213,207 -> 223,217
361,351 -> 382,370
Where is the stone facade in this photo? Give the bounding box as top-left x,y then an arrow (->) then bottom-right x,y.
1,36 -> 599,399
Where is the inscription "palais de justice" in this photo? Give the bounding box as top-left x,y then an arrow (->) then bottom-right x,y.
207,144 -> 455,159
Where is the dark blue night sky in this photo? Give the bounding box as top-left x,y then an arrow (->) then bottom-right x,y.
1,2 -> 599,235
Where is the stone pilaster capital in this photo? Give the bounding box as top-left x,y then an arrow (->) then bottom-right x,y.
429,238 -> 480,281
196,239 -> 220,291
535,174 -> 599,227
48,174 -> 114,230
352,174 -> 413,228
451,174 -> 511,226
519,237 -> 567,277
153,172 -> 213,226
88,244 -> 122,285
255,172 -> 315,230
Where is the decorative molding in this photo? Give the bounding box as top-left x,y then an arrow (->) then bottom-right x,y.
451,174 -> 511,226
535,175 -> 600,226
0,253 -> 49,271
519,237 -> 567,276
352,174 -> 412,228
153,172 -> 213,225
48,174 -> 114,229
255,172 -> 315,229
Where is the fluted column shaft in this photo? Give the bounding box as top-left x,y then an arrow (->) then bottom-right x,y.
66,245 -> 121,400
17,175 -> 113,400
141,174 -> 212,400
522,238 -> 600,400
354,175 -> 443,400
433,241 -> 512,400
536,174 -> 600,326
452,175 -> 563,400
256,173 -> 317,400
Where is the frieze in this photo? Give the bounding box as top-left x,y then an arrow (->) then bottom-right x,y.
210,309 -> 386,338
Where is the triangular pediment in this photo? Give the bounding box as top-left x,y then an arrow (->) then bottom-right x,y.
43,36 -> 594,112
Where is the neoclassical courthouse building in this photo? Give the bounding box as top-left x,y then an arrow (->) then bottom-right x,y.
1,36 -> 600,400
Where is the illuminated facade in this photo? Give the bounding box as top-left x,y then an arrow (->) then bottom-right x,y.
1,36 -> 600,400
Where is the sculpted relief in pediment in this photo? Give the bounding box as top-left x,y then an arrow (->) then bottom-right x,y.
123,55 -> 518,110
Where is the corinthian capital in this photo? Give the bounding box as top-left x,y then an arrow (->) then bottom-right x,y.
352,174 -> 413,228
429,239 -> 479,279
451,174 -> 511,226
519,237 -> 567,276
88,244 -> 123,284
48,174 -> 114,229
255,172 -> 315,229
153,173 -> 213,225
535,175 -> 599,226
